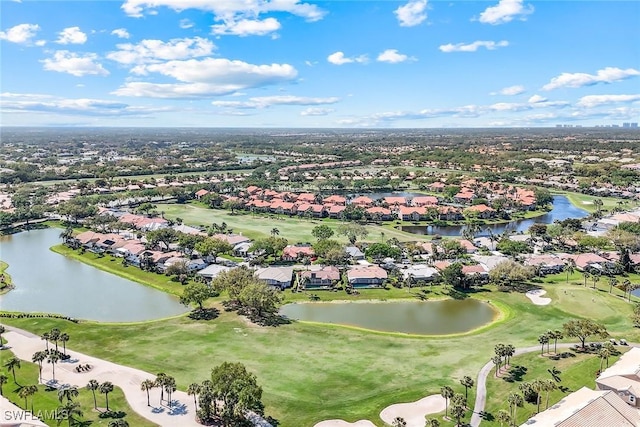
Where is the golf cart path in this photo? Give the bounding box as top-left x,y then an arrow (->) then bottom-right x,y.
1,326 -> 271,427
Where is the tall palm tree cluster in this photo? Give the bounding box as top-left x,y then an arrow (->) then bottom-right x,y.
436,374 -> 475,426
492,343 -> 516,377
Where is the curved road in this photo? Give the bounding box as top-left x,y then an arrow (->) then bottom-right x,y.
469,342 -> 639,427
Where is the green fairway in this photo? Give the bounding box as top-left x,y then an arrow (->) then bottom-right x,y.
0,260 -> 13,294
483,348 -> 627,426
0,350 -> 157,427
553,190 -> 629,214
2,279 -> 638,427
156,202 -> 421,243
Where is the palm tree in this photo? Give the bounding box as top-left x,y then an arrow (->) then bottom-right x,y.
58,385 -> 79,403
492,355 -> 502,377
599,347 -> 612,370
108,420 -> 129,427
99,381 -> 114,411
0,325 -> 5,345
86,379 -> 99,409
59,227 -> 73,244
271,227 -> 280,236
592,273 -> 600,289
41,332 -> 50,351
460,376 -> 474,404
32,351 -> 47,382
155,373 -> 167,404
0,374 -> 7,396
450,393 -> 467,426
187,382 -> 201,410
543,379 -> 557,409
141,379 -> 154,407
582,271 -> 590,287
18,386 -> 31,409
4,357 -> 21,383
551,330 -> 563,354
593,198 -> 603,216
507,393 -> 523,422
440,385 -> 454,418
622,279 -> 632,300
496,409 -> 511,427
504,344 -> 516,367
565,262 -> 575,283
26,384 -> 38,412
47,351 -> 60,381
532,379 -> 545,413
425,418 -> 440,427
49,328 -> 61,354
164,376 -> 176,408
392,417 -> 406,427
609,277 -> 618,294
538,333 -> 549,355
57,400 -> 82,427
59,333 -> 69,356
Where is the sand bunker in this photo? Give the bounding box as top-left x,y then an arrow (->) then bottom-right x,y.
379,395 -> 447,427
526,289 -> 551,305
314,420 -> 376,427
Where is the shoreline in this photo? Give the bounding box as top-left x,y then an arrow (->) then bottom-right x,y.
0,260 -> 14,295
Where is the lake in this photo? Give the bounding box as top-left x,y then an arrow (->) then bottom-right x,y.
0,228 -> 188,322
279,299 -> 497,335
402,195 -> 589,237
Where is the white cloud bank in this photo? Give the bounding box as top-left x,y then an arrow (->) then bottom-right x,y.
41,51 -> 109,77
492,85 -> 525,96
377,49 -> 415,63
577,94 -> 640,108
327,51 -> 368,65
107,37 -> 215,65
0,23 -> 41,44
56,27 -> 87,45
439,40 -> 508,53
111,28 -> 130,39
212,95 -> 339,109
212,17 -> 281,37
543,67 -> 640,90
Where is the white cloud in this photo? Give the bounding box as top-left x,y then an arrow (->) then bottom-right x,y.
543,67 -> 640,90
528,94 -> 546,103
301,107 -> 334,116
477,0 -> 533,25
0,23 -> 40,44
394,0 -> 428,27
121,0 -> 325,38
492,85 -> 524,96
576,94 -> 640,108
439,40 -> 508,53
41,51 -> 109,77
34,40 -> 46,46
179,19 -> 194,29
212,95 -> 339,109
111,28 -> 130,39
0,92 -> 169,116
107,37 -> 215,65
56,27 -> 88,45
112,58 -> 297,98
327,51 -> 368,65
377,49 -> 415,64
212,17 -> 281,37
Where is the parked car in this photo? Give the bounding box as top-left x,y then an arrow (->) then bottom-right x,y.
609,338 -> 617,345
619,339 -> 628,345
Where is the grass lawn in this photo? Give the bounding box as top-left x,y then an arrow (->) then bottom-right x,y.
0,350 -> 157,427
156,202 -> 420,243
2,279 -> 639,427
553,190 -> 629,213
1,260 -> 13,294
483,348 -> 628,426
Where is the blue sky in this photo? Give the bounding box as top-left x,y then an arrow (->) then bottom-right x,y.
1,0 -> 639,127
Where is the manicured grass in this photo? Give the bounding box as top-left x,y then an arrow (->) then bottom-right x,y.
2,280 -> 638,427
50,245 -> 188,297
483,348 -> 627,426
0,350 -> 157,427
553,190 -> 629,213
156,202 -> 420,243
0,260 -> 13,294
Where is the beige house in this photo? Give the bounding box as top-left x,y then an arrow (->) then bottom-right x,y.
520,386 -> 640,426
596,347 -> 640,408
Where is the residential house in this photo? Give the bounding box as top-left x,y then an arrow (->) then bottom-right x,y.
327,205 -> 346,219
195,189 -> 209,199
383,196 -> 407,207
519,387 -> 640,426
296,203 -> 325,218
401,265 -> 439,282
296,193 -> 317,203
116,241 -> 147,265
596,347 -> 640,408
345,246 -> 365,260
454,190 -> 475,204
366,206 -> 393,221
398,206 -> 427,221
211,233 -> 251,246
323,195 -> 347,205
347,265 -> 388,288
412,196 -> 438,207
282,245 -> 315,262
462,264 -> 488,277
428,182 -> 446,192
196,264 -> 231,282
569,252 -> 611,272
524,255 -> 566,275
351,196 -> 374,207
458,239 -> 478,254
255,266 -> 294,290
233,242 -> 253,258
438,206 -> 463,221
299,266 -> 341,290
465,204 -> 497,219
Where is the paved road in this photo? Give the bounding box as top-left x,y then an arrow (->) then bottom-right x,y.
469,342 -> 639,427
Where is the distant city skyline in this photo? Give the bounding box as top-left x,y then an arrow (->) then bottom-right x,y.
1,0 -> 639,128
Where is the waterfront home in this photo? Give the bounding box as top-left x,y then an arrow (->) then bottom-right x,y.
428,182 -> 446,192
196,264 -> 232,282
438,206 -> 463,221
366,206 -> 393,221
398,206 -> 428,221
383,196 -> 407,207
296,203 -> 325,218
523,255 -> 566,275
351,196 -> 374,207
465,204 -> 497,219
519,387 -> 640,427
73,230 -> 103,248
296,193 -> 317,203
282,244 -> 315,262
412,196 -> 438,207
568,252 -> 611,271
454,190 -> 475,204
299,266 -> 341,290
255,266 -> 294,290
323,195 -> 347,205
401,265 -> 439,282
596,347 -> 640,408
347,265 -> 388,288
117,241 -> 147,264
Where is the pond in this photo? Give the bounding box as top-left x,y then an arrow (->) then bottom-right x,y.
279,299 -> 498,335
402,195 -> 589,237
0,228 -> 188,322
